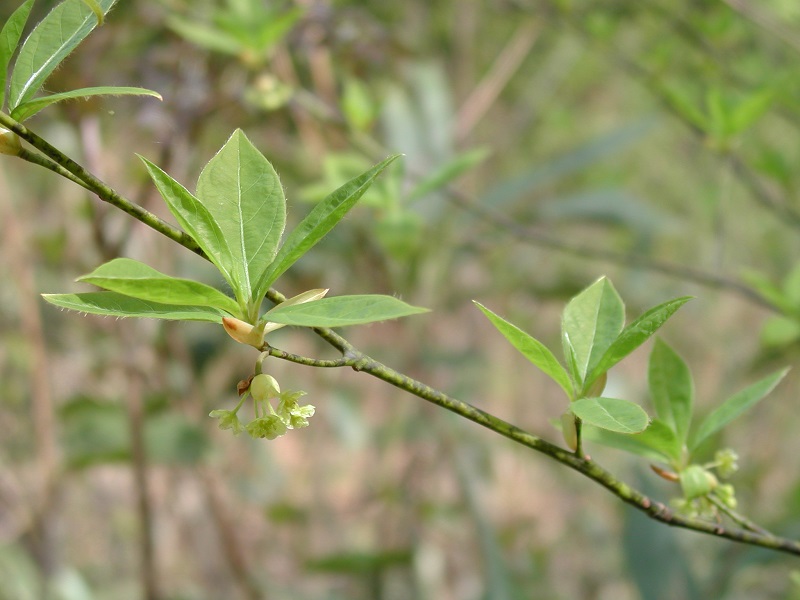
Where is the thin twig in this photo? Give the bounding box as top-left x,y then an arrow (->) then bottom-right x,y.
15,119 -> 800,557
262,336 -> 800,556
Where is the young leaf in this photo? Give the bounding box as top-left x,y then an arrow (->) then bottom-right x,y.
561,277 -> 624,386
648,338 -> 693,444
78,258 -> 241,317
585,296 -> 692,388
138,156 -> 237,297
42,292 -> 226,322
195,129 -> 286,305
474,301 -> 573,398
10,86 -> 162,121
690,368 -> 789,451
571,397 -> 650,434
581,419 -> 679,463
8,0 -> 118,111
264,295 -> 428,327
0,0 -> 35,109
253,155 -> 400,301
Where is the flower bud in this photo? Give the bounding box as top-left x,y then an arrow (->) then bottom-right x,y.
250,373 -> 281,401
680,465 -> 717,500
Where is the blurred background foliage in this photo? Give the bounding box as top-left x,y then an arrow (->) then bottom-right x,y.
3,0 -> 800,598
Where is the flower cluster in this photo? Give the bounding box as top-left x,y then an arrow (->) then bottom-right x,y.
209,373 -> 315,440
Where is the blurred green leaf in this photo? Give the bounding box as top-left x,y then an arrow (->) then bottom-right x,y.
474,301 -> 573,398
10,85 -> 161,121
196,129 -> 286,306
571,397 -> 650,433
690,368 -> 789,450
648,339 -> 693,444
0,0 -> 34,109
561,277 -> 624,388
59,397 -> 129,469
144,413 -> 210,465
407,147 -> 490,202
482,119 -> 655,206
8,0 -> 117,110
42,291 -> 227,322
342,77 -> 377,132
265,295 -> 428,327
78,258 -> 241,316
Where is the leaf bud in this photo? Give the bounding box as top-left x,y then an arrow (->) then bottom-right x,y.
0,128 -> 22,156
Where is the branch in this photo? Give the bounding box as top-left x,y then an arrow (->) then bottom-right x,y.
261,337 -> 800,557
0,112 -> 202,255
13,118 -> 800,557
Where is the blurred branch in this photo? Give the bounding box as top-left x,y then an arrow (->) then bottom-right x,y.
11,117 -> 800,558
0,165 -> 60,593
121,350 -> 160,600
442,184 -> 780,312
720,0 -> 800,54
554,7 -> 800,230
456,19 -> 541,141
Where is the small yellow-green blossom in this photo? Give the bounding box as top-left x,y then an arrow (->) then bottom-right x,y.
715,449 -> 739,479
246,414 -> 288,440
209,409 -> 245,435
276,390 -> 315,429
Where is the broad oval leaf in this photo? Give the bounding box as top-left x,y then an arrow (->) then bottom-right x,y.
264,295 -> 429,327
0,0 -> 35,109
253,155 -> 400,300
9,0 -> 117,110
585,296 -> 692,388
571,397 -> 650,434
561,277 -> 624,387
474,301 -> 573,398
690,367 -> 789,451
648,338 -> 693,444
78,258 -> 241,317
139,156 -> 237,297
11,86 -> 161,121
196,129 -> 286,305
580,418 -> 679,462
42,292 -> 226,322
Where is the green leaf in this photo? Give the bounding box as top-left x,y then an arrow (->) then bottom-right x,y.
571,397 -> 650,434
196,129 -> 286,306
581,418 -> 679,462
561,277 -> 625,387
0,0 -> 34,109
585,296 -> 692,387
42,291 -> 226,322
254,155 -> 400,299
648,338 -> 693,444
690,368 -> 789,451
9,0 -> 117,110
730,89 -> 774,134
264,295 -> 428,327
474,301 -> 573,398
77,258 -> 241,316
166,17 -> 243,55
406,148 -> 490,202
139,156 -> 238,298
10,86 -> 161,121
